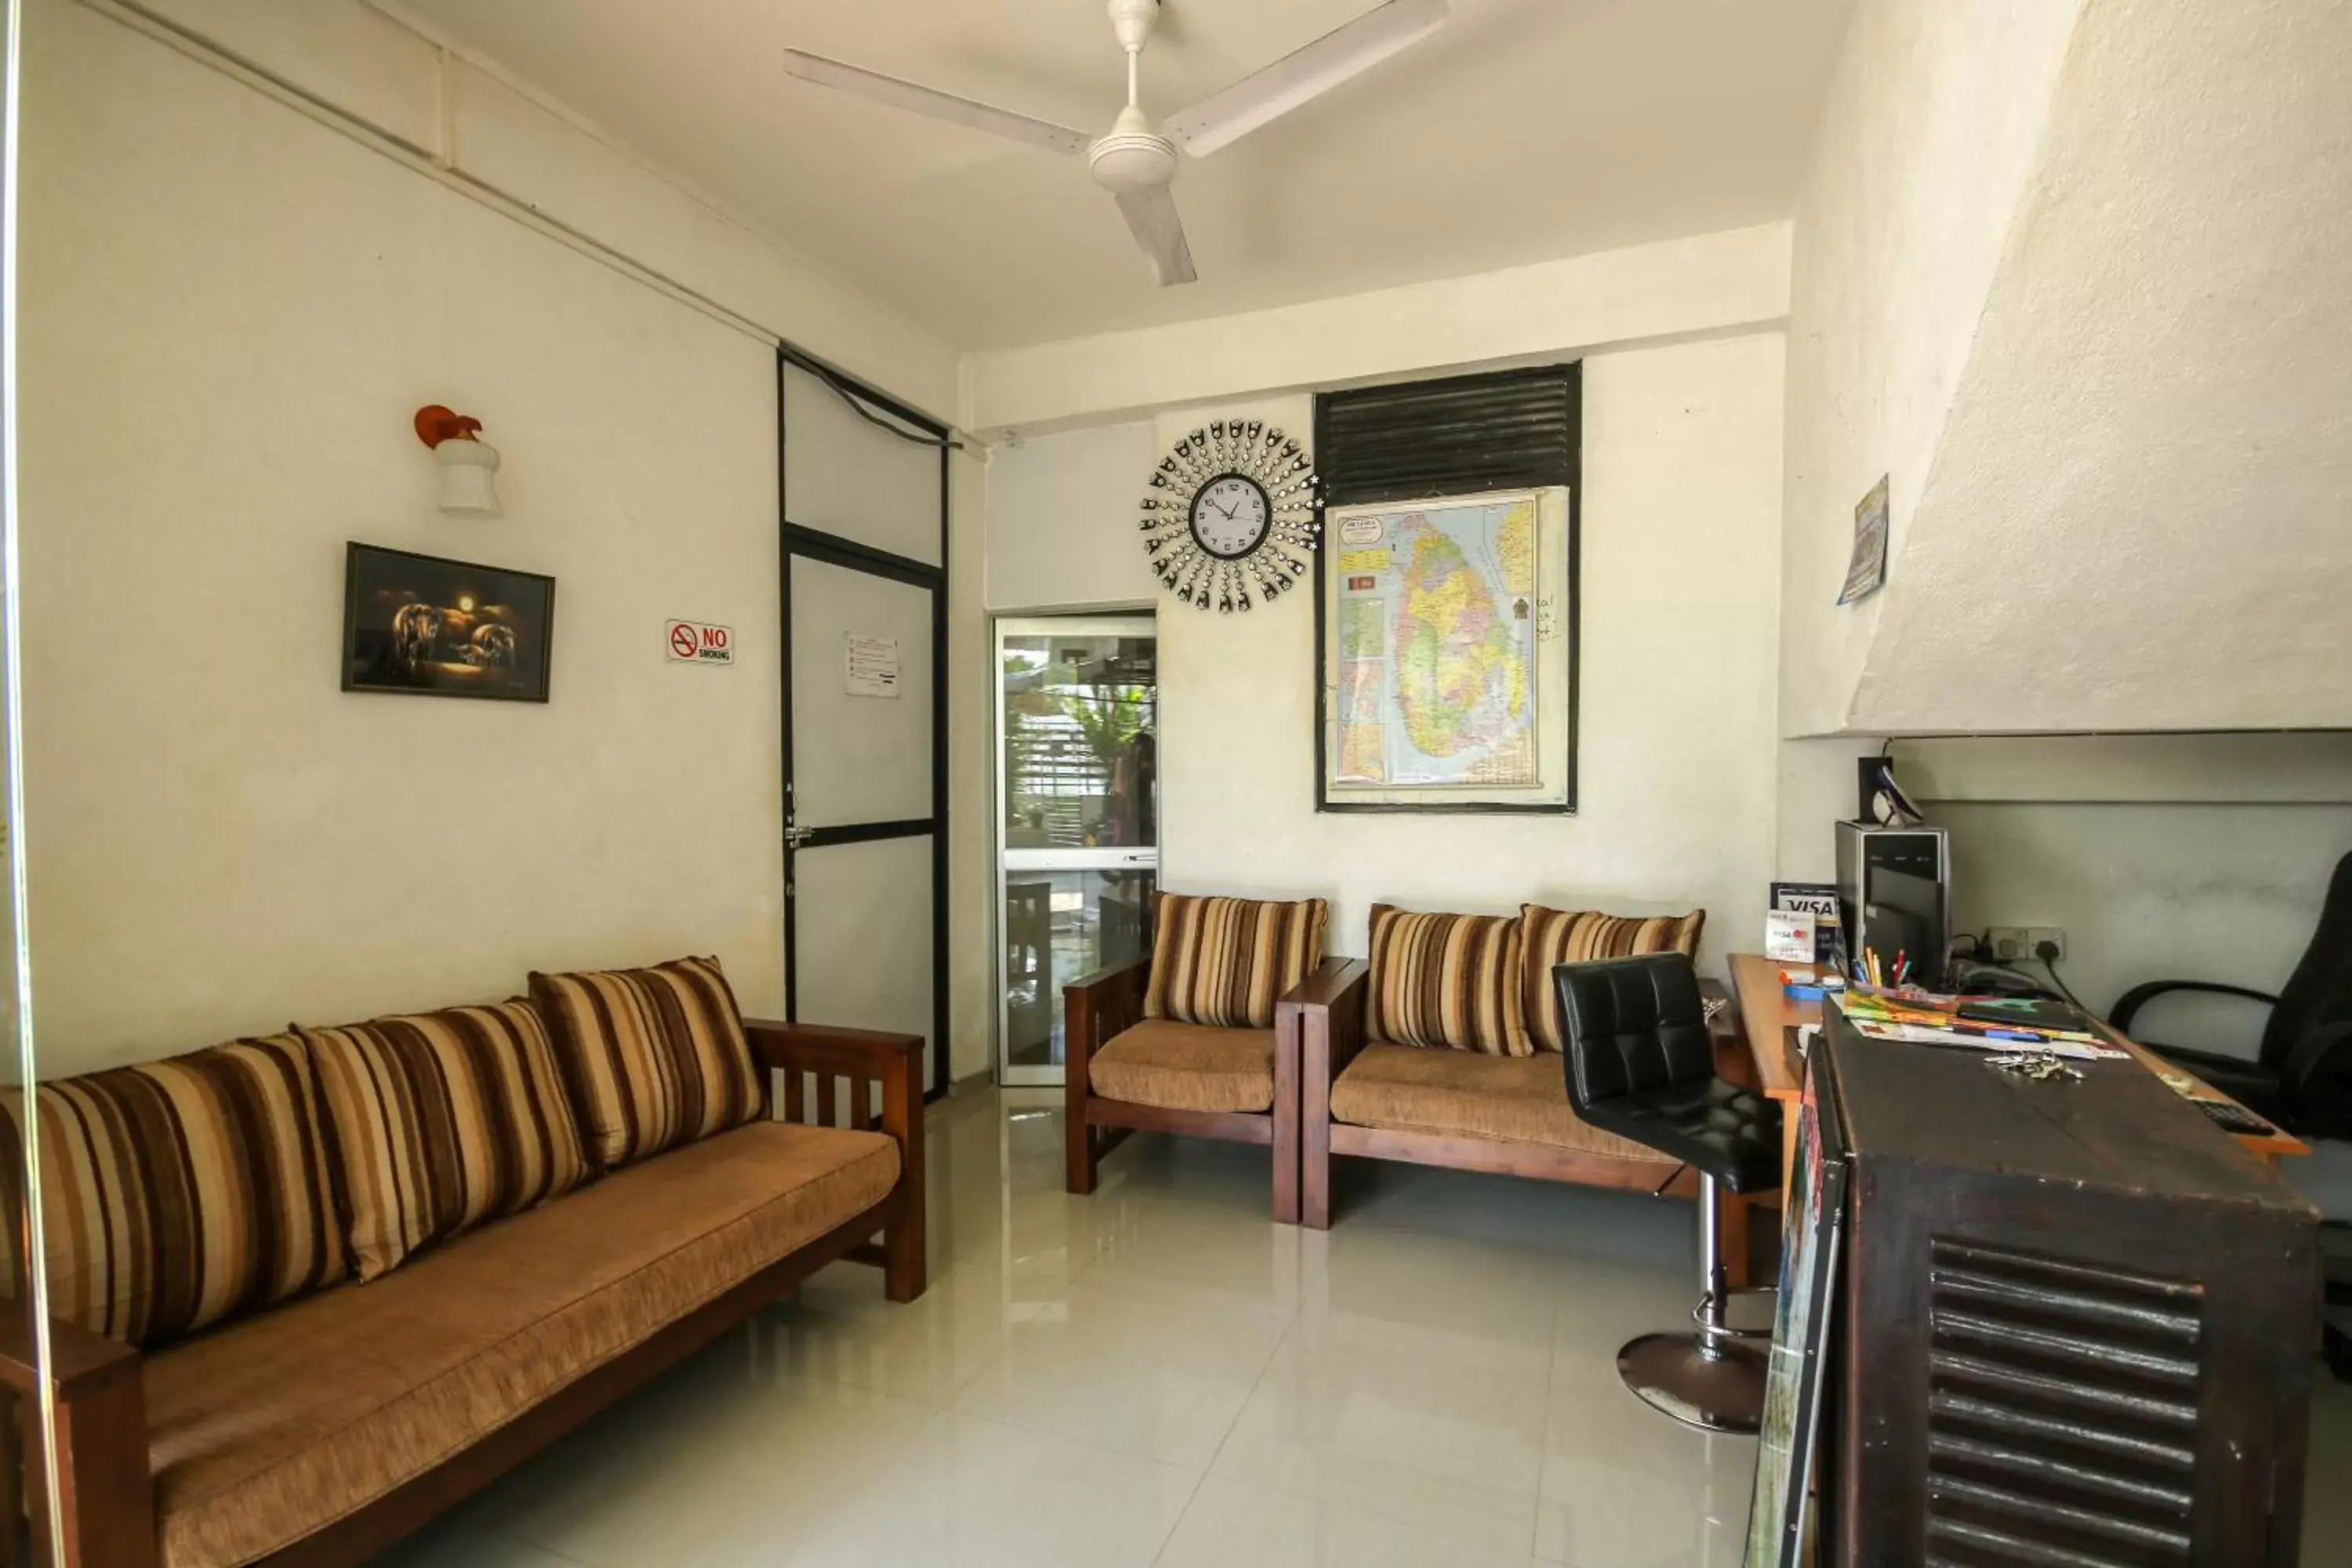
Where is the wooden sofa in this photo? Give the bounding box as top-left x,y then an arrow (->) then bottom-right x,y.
1287,904 -> 1755,1276
0,1014 -> 924,1568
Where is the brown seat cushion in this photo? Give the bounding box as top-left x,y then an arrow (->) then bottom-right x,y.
529,955 -> 764,1170
1519,905 -> 1705,1053
0,1035 -> 346,1349
304,998 -> 594,1281
1142,892 -> 1327,1029
1330,1044 -> 1673,1163
144,1120 -> 898,1568
1089,1020 -> 1276,1114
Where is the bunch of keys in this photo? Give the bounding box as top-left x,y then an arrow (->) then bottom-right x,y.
1986,1050 -> 2083,1083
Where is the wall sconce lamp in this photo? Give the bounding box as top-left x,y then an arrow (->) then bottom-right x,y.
413,405 -> 503,518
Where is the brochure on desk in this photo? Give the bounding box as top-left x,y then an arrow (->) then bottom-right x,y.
1835,988 -> 2128,1062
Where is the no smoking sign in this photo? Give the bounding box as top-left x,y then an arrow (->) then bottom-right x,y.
665,619 -> 735,666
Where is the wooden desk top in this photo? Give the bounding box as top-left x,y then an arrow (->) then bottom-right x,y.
1724,950 -> 2308,1161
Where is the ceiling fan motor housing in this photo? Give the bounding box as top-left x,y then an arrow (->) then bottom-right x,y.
1090,104 -> 1178,194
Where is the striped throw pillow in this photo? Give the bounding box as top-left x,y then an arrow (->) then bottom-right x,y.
529,956 -> 763,1170
1365,905 -> 1529,1057
1520,905 -> 1706,1053
303,999 -> 593,1281
1142,893 -> 1327,1029
0,1035 -> 347,1348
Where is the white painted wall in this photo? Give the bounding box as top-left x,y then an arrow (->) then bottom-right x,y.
1777,0 -> 2082,739
945,445 -> 993,1080
1091,336 -> 1784,975
1851,0 -> 2352,732
21,0 -> 974,1075
982,423 -> 1157,612
112,0 -> 960,419
1764,0 -> 2352,1075
964,224 -> 1792,435
1896,735 -> 2352,1058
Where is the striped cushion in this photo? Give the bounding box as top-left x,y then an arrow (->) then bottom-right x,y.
1142,893 -> 1327,1029
0,1036 -> 347,1348
1365,905 -> 1529,1057
1520,906 -> 1706,1053
303,999 -> 593,1281
529,956 -> 763,1171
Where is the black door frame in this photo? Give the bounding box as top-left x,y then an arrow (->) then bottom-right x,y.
777,345 -> 951,1100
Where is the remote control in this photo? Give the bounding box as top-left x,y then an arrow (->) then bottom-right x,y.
2192,1098 -> 2277,1138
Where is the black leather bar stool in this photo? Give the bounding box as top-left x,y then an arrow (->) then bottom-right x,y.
1553,952 -> 1783,1432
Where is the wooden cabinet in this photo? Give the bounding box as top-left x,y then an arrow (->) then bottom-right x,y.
1818,1015 -> 2318,1566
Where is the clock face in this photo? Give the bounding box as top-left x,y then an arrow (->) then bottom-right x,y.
1189,474 -> 1272,560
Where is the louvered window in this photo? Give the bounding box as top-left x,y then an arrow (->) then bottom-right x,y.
1924,1238 -> 2202,1566
1310,365 -> 1582,812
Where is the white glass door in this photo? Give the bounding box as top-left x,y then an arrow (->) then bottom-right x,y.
780,348 -> 949,1098
996,616 -> 1157,1087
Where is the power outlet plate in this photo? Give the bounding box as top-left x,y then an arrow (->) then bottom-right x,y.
1987,926 -> 2067,963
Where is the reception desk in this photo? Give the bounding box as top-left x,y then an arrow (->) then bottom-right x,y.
1724,951 -> 2307,1201
1809,1011 -> 2318,1566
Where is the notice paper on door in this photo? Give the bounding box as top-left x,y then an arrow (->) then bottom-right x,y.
844,634 -> 900,698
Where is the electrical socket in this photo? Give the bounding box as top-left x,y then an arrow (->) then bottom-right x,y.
1987,926 -> 2067,963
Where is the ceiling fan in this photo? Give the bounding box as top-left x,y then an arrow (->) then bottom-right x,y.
782,0 -> 1452,287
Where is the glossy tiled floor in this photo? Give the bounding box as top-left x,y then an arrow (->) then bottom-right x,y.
376,1088 -> 2352,1568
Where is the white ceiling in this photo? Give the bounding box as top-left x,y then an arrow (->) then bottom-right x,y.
406,0 -> 1854,350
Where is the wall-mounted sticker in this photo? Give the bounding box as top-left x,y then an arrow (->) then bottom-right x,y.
844,634 -> 900,698
666,620 -> 734,666
1838,476 -> 1890,604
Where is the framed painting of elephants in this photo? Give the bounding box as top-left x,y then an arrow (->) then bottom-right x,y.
342,542 -> 555,702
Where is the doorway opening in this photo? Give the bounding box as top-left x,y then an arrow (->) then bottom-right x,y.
995,615 -> 1158,1087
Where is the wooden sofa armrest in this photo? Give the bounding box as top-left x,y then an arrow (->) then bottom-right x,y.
743,1018 -> 923,1140
1284,958 -> 1369,1088
743,1018 -> 922,1080
1062,955 -> 1150,1094
0,1307 -> 138,1401
1288,959 -> 1369,1231
743,1018 -> 927,1301
0,1312 -> 158,1568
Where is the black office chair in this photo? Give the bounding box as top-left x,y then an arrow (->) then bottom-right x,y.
2111,849 -> 2352,1141
1555,952 -> 1783,1433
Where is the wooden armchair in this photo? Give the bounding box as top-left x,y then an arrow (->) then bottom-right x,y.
1065,956 -> 1353,1224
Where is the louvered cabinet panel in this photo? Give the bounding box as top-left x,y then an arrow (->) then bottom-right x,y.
1819,1019 -> 2318,1568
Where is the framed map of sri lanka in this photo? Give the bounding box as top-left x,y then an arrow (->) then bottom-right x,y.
1323,488 -> 1572,804
1313,365 -> 1581,813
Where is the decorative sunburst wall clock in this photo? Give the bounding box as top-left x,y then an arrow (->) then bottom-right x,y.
1138,420 -> 1319,612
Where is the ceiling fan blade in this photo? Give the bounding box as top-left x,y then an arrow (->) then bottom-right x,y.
1114,187 -> 1197,288
782,49 -> 1090,155
1163,0 -> 1450,158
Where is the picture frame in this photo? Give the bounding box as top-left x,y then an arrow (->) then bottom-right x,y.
1316,486 -> 1575,811
1744,1048 -> 1852,1568
341,542 -> 555,702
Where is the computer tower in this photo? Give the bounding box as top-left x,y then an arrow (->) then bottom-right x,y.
1834,821 -> 1951,989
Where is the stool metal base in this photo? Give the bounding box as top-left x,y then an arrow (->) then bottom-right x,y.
1617,1333 -> 1767,1434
